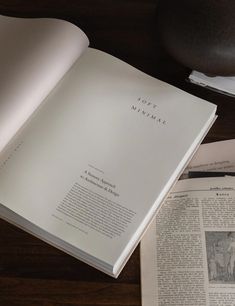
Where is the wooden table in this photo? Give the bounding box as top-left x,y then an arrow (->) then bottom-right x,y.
0,1 -> 234,305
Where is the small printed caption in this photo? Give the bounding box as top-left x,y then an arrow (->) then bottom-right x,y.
80,169 -> 119,197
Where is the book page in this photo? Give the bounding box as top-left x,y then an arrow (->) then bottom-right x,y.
141,177 -> 235,306
0,15 -> 88,153
182,139 -> 235,179
0,48 -> 216,273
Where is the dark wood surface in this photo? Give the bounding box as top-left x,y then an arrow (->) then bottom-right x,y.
0,1 -> 234,305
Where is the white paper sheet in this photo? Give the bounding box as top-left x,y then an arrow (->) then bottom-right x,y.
0,15 -> 89,153
189,71 -> 235,97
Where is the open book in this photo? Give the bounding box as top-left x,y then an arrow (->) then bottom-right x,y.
0,15 -> 217,277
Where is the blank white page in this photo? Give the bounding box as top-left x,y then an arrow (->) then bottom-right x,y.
0,15 -> 88,153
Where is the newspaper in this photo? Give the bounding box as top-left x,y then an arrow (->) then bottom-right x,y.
141,140 -> 235,306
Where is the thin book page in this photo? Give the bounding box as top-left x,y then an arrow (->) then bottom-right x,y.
142,139 -> 235,305
141,177 -> 235,306
0,15 -> 89,153
182,139 -> 235,179
0,48 -> 216,270
141,176 -> 235,306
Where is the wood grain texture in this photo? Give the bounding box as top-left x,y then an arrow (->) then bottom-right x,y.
0,1 -> 234,305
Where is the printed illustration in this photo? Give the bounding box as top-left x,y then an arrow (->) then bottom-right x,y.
206,231 -> 235,284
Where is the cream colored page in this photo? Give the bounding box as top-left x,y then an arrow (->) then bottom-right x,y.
0,15 -> 88,153
143,138 -> 235,303
0,48 -> 215,268
141,220 -> 158,306
183,139 -> 235,178
141,177 -> 235,306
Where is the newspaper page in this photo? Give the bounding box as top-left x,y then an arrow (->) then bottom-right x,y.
141,176 -> 235,306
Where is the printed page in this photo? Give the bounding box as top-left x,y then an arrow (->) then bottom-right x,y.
0,15 -> 88,153
0,48 -> 216,272
141,177 -> 235,306
182,139 -> 235,179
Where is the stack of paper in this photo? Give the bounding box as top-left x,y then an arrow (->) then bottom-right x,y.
189,71 -> 235,97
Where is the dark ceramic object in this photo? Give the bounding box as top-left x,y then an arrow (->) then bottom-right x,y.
157,0 -> 235,76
